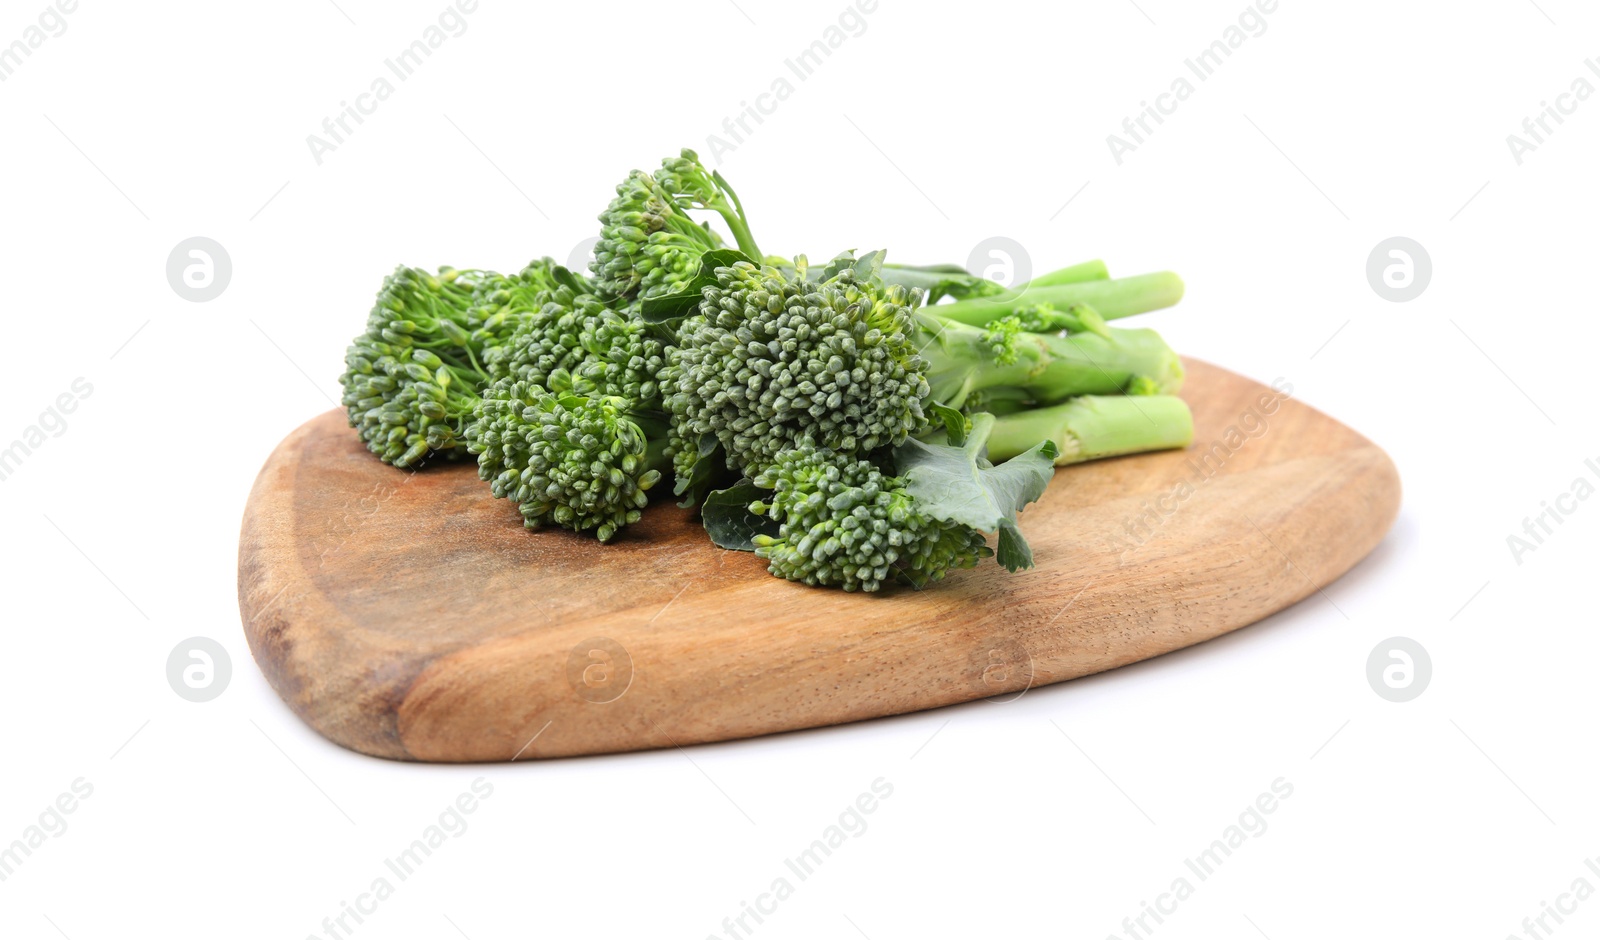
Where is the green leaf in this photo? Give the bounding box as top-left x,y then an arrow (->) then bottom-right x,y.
814,249 -> 886,286
640,248 -> 754,323
852,249 -> 886,283
817,250 -> 855,282
702,483 -> 778,551
927,402 -> 969,447
673,432 -> 723,507
893,413 -> 1058,572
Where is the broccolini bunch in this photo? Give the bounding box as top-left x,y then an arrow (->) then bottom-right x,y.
662,253 -> 1185,490
337,146 -> 1199,591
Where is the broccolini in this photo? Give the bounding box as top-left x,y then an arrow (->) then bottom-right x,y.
662,253 -> 1185,488
748,445 -> 992,592
337,145 -> 1201,592
592,150 -> 763,302
468,373 -> 669,542
340,265 -> 521,468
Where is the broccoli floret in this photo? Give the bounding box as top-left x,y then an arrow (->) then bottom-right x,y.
717,409 -> 1066,590
662,255 -> 1183,488
340,266 -> 515,467
471,257 -> 577,321
340,256 -> 670,478
468,374 -> 669,542
591,150 -> 763,301
462,276 -> 670,541
748,445 -> 991,592
664,259 -> 931,486
487,282 -> 665,406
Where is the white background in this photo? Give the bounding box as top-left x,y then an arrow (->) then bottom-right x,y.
2,0 -> 1597,937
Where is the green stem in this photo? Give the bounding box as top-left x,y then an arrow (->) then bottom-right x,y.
1015,259 -> 1109,290
918,313 -> 1185,406
710,171 -> 763,261
663,212 -> 725,250
933,271 -> 1185,327
879,263 -> 1006,302
986,395 -> 1194,465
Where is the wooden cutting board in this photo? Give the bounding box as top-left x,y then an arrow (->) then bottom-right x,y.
237,360 -> 1399,762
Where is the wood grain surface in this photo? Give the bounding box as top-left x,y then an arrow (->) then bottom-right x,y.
237,359 -> 1400,762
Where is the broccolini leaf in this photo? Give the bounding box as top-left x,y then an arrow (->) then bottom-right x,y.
818,249 -> 886,285
702,483 -> 777,551
894,413 -> 1058,572
928,402 -> 969,447
672,432 -> 723,507
639,248 -> 755,323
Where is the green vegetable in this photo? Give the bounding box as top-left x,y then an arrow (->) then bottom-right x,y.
662,253 -> 1183,487
984,394 -> 1194,466
879,257 -> 1114,302
894,412 -> 1060,573
750,446 -> 994,592
339,144 -> 1200,593
873,262 -> 1009,303
703,412 -> 1057,590
918,310 -> 1184,408
932,270 -> 1185,328
591,150 -> 762,301
468,373 -> 669,542
782,257 -> 1111,305
664,254 -> 930,488
340,265 -> 531,467
462,278 -> 671,540
486,280 -> 665,404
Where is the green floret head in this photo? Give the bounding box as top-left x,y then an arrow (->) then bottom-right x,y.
487,283 -> 665,405
470,258 -> 571,318
467,375 -> 666,542
655,150 -> 726,208
980,315 -> 1024,365
664,259 -> 932,486
340,265 -> 509,467
748,444 -> 990,592
591,150 -> 762,302
592,161 -> 724,301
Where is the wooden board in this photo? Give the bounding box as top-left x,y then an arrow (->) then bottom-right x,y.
237,360 -> 1399,762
